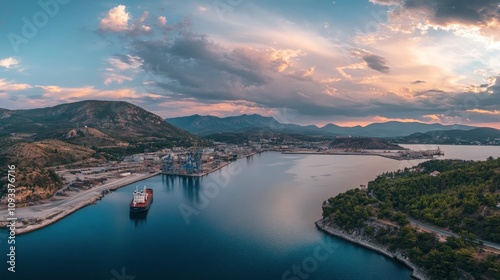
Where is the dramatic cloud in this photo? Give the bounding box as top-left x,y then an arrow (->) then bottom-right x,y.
132,32 -> 273,99
0,57 -> 19,69
38,3 -> 500,128
125,31 -> 352,117
3,1 -> 500,128
401,0 -> 500,26
127,30 -> 446,119
373,0 -> 500,41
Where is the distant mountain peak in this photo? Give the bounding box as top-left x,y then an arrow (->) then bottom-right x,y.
166,113 -> 478,138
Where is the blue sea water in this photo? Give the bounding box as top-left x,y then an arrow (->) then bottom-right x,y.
2,145 -> 499,280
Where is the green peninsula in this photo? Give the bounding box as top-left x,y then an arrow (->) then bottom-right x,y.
319,157 -> 500,279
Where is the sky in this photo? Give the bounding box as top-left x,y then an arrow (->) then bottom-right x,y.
1,0 -> 500,128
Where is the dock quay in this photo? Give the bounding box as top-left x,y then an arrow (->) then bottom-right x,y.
161,151 -> 263,177
282,148 -> 443,161
161,162 -> 232,177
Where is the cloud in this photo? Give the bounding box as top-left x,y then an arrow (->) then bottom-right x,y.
336,62 -> 366,79
156,99 -> 273,119
299,66 -> 315,78
99,5 -> 130,32
0,80 -> 168,110
158,16 -> 167,26
0,57 -> 19,69
35,85 -> 162,107
128,11 -> 152,35
103,55 -> 143,85
0,79 -> 31,91
369,0 -> 402,5
45,3 -> 500,126
467,109 -> 500,115
336,48 -> 390,77
401,0 -> 499,26
107,55 -> 143,71
99,5 -> 151,35
362,54 -> 390,73
126,26 -> 474,120
374,0 -> 500,41
133,32 -> 272,96
268,48 -> 305,73
104,73 -> 133,86
128,30 -> 345,116
350,48 -> 390,73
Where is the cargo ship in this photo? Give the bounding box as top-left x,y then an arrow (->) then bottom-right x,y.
129,186 -> 153,212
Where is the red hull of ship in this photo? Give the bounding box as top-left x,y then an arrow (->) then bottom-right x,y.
129,188 -> 153,212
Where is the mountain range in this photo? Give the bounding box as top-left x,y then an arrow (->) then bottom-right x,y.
165,114 -> 477,138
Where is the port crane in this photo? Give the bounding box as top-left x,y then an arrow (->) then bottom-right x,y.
162,142 -> 202,175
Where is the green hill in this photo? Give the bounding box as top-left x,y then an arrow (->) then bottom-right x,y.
1,100 -> 196,147
397,127 -> 500,145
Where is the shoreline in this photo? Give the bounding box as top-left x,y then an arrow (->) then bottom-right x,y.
1,154 -> 249,235
282,150 -> 438,161
315,219 -> 428,280
161,161 -> 232,177
0,172 -> 160,235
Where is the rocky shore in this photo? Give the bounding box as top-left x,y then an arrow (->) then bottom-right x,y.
315,218 -> 428,280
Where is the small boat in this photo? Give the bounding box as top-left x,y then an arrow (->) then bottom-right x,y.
129,186 -> 153,212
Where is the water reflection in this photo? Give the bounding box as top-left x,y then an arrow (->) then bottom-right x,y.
161,174 -> 175,193
129,211 -> 148,227
161,175 -> 202,204
246,155 -> 253,163
181,176 -> 201,204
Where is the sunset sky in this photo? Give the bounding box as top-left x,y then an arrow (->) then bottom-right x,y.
1,0 -> 500,128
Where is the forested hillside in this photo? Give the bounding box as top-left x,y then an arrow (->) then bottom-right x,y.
322,158 -> 500,279
370,157 -> 500,242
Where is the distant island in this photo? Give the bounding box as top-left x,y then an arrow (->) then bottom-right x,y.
392,128 -> 500,146
318,158 -> 500,279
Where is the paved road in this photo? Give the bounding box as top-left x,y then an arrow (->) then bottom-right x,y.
0,173 -> 157,221
407,217 -> 500,250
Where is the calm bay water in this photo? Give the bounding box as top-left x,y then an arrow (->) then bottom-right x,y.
1,145 -> 499,280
